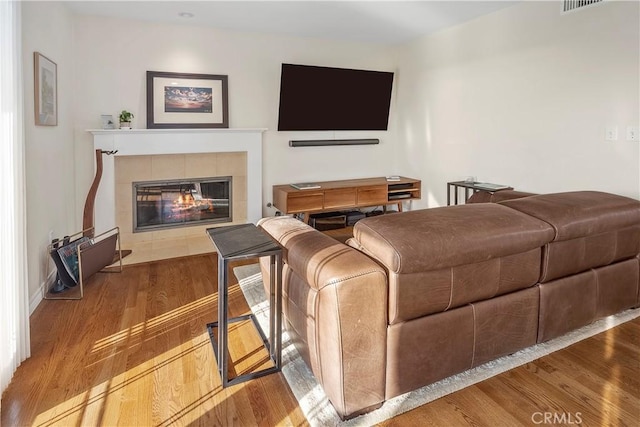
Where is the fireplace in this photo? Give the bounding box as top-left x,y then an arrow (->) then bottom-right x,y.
89,128 -> 265,265
133,177 -> 232,232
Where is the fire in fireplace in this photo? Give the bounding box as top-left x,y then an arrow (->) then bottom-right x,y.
133,177 -> 232,232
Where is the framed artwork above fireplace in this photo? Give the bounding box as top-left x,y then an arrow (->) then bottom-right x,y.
146,71 -> 229,129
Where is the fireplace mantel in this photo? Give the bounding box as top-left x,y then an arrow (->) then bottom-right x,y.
89,128 -> 266,234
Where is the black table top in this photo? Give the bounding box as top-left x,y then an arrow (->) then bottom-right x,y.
206,224 -> 281,260
448,181 -> 512,191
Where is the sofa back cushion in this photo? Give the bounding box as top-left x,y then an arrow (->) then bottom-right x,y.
351,203 -> 555,323
467,189 -> 537,204
500,191 -> 640,282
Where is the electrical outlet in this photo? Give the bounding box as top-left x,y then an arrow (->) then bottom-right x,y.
605,126 -> 618,141
626,126 -> 638,141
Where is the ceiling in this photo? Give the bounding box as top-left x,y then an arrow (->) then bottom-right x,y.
65,1 -> 520,45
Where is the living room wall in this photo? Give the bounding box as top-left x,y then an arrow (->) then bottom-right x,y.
22,1 -> 76,309
70,15 -> 399,224
394,0 -> 640,208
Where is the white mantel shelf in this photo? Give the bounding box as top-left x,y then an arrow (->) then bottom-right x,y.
88,128 -> 267,134
89,128 -> 266,233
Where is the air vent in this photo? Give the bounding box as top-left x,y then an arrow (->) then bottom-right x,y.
562,0 -> 604,14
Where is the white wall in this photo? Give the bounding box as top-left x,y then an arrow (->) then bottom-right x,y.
70,16 -> 400,222
22,2 -> 75,305
394,0 -> 640,208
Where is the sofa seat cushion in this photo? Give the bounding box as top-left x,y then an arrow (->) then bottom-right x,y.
501,191 -> 640,281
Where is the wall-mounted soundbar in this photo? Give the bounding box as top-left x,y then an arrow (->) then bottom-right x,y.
289,138 -> 379,147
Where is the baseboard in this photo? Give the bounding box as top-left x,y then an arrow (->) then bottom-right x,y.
30,270 -> 56,315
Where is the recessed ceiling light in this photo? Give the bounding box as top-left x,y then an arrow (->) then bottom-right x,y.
178,12 -> 194,18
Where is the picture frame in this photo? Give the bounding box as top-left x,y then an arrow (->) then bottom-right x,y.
101,114 -> 115,129
34,52 -> 57,126
146,71 -> 229,129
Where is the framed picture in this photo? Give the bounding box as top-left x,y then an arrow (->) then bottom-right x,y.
34,52 -> 57,126
101,114 -> 115,129
146,71 -> 229,129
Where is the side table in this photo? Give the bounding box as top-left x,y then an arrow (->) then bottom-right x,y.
206,223 -> 283,387
447,181 -> 513,205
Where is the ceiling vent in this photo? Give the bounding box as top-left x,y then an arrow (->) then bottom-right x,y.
562,0 -> 604,14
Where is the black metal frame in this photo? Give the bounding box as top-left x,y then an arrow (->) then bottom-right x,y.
446,181 -> 513,205
206,225 -> 283,387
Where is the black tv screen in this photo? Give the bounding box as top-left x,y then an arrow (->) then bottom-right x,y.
277,64 -> 394,131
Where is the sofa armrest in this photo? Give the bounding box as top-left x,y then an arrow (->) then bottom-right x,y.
258,216 -> 388,419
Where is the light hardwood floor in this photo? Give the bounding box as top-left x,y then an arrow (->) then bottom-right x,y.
2,253 -> 638,426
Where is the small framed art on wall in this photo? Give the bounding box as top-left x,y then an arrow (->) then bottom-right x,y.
34,52 -> 57,126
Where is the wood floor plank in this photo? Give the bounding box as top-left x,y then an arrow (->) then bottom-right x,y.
2,253 -> 638,427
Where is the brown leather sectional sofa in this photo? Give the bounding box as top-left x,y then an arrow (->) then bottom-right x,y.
257,191 -> 640,420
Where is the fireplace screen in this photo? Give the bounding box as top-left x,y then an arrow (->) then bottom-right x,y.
133,177 -> 232,232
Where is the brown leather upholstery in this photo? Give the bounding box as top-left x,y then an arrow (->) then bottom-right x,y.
501,191 -> 640,281
467,189 -> 537,204
471,286 -> 539,367
351,204 -> 554,322
257,190 -> 640,419
500,191 -> 640,341
501,191 -> 640,241
385,305 -> 474,398
258,216 -> 388,419
537,270 -> 598,342
594,258 -> 639,318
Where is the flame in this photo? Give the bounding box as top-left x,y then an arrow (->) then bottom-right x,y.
174,193 -> 195,207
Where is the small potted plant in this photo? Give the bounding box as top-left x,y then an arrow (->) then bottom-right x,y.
119,110 -> 134,129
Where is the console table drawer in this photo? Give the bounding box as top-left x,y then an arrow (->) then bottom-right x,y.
357,186 -> 387,206
324,188 -> 357,209
286,193 -> 324,213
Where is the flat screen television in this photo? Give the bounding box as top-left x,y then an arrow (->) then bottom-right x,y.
277,63 -> 394,131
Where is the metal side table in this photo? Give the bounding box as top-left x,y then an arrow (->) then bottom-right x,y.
206,223 -> 283,387
447,181 -> 513,205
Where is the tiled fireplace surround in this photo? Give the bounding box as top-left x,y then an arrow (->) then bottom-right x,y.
90,129 -> 265,265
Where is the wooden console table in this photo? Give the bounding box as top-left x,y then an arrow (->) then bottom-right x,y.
273,176 -> 421,223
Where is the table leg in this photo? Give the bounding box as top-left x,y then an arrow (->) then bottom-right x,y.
447,184 -> 451,206
275,252 -> 283,369
218,256 -> 229,385
268,254 -> 276,362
